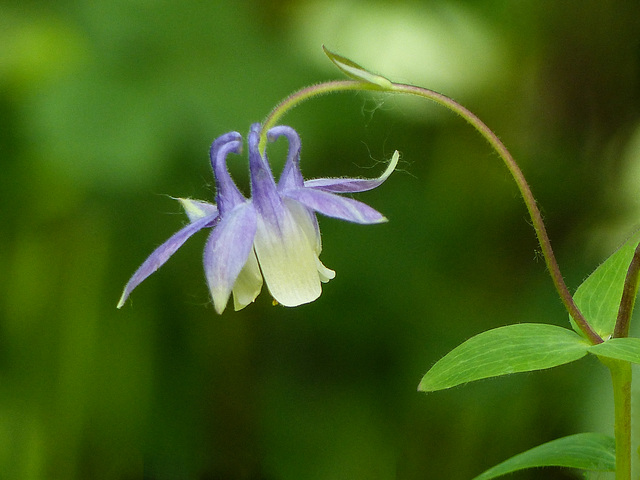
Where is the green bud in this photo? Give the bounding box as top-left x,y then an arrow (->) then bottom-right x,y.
323,45 -> 393,90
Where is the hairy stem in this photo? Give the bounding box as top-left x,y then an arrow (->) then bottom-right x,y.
614,242 -> 640,338
260,80 -> 380,153
602,358 -> 633,480
261,79 -> 603,345
389,83 -> 603,345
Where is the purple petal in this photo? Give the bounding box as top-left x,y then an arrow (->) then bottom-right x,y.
209,131 -> 242,171
248,123 -> 286,224
210,132 -> 246,214
267,126 -> 304,191
284,188 -> 387,224
117,214 -> 217,308
304,150 -> 399,193
203,202 -> 257,314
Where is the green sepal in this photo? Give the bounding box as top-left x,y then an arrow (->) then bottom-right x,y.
322,45 -> 393,90
418,324 -> 589,392
572,229 -> 640,338
472,432 -> 615,480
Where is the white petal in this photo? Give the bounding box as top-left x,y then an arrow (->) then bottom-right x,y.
284,198 -> 321,254
315,257 -> 335,283
285,198 -> 335,283
232,249 -> 263,311
253,207 -> 321,307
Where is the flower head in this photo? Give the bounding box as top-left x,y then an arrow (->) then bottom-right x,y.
117,123 -> 398,313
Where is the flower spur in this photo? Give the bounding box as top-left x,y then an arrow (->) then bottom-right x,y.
117,123 -> 398,313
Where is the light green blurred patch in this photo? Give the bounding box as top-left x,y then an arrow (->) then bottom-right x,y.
290,1 -> 509,97
618,122 -> 640,223
0,8 -> 88,92
26,73 -> 176,189
8,2 -> 305,191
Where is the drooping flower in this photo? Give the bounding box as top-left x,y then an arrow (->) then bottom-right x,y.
117,123 -> 398,313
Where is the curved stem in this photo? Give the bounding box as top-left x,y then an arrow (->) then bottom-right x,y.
260,80 -> 603,345
390,84 -> 602,345
259,80 -> 380,153
614,242 -> 640,338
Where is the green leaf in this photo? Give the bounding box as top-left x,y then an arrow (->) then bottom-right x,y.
589,337 -> 640,364
322,45 -> 393,89
572,229 -> 640,338
472,432 -> 615,480
418,324 -> 589,392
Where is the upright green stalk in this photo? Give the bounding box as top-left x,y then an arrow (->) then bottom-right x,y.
607,241 -> 640,479
602,358 -> 633,480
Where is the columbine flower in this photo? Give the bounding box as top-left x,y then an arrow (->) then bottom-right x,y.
117,123 -> 398,313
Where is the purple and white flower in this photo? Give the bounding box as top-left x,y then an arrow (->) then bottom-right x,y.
117,123 -> 398,313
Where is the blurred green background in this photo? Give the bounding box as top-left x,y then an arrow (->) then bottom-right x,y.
2,1 -> 640,479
